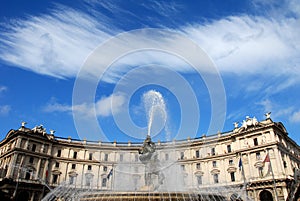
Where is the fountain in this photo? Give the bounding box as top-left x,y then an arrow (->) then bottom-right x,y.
42,90 -> 231,201
138,135 -> 165,191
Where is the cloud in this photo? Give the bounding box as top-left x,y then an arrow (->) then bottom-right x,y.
0,105 -> 11,115
257,99 -> 296,121
0,4 -> 116,78
141,0 -> 182,18
0,1 -> 299,87
0,86 -> 7,93
290,110 -> 300,123
43,102 -> 72,113
95,93 -> 125,117
182,15 -> 300,76
43,93 -> 125,117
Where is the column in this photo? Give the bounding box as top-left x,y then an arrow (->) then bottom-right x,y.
64,163 -> 69,181
18,154 -> 25,180
44,160 -> 49,182
47,144 -> 52,155
75,175 -> 77,188
7,154 -> 17,178
270,130 -> 277,143
97,165 -> 100,189
30,192 -> 34,201
190,163 -> 194,189
68,148 -> 71,158
274,148 -> 284,176
81,164 -> 85,188
286,154 -> 293,175
16,137 -> 22,148
25,139 -> 29,150
247,153 -> 253,179
35,158 -> 42,179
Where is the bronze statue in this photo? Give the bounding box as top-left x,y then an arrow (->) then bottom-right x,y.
138,135 -> 165,190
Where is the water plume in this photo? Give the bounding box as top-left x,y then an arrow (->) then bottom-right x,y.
142,90 -> 167,137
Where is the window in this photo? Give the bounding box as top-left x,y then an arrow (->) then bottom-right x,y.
69,176 -> 74,184
229,159 -> 234,165
103,166 -> 107,172
120,154 -> 123,162
89,153 -> 93,160
104,154 -> 108,161
29,157 -> 34,163
196,163 -> 201,169
181,165 -> 185,171
73,151 -> 77,159
165,153 -> 169,161
52,174 -> 58,184
25,170 -> 32,180
195,150 -> 200,158
88,165 -> 92,170
212,161 -> 217,168
43,144 -> 48,153
180,152 -> 184,160
254,138 -> 258,146
256,152 -> 261,160
197,175 -> 202,185
102,178 -> 107,187
283,161 -> 287,168
213,174 -> 219,183
85,175 -> 92,186
72,164 -> 76,169
135,154 -> 139,162
211,148 -> 216,156
227,145 -> 232,153
230,172 -> 235,182
57,150 -> 61,157
32,144 -> 36,152
55,162 -> 60,168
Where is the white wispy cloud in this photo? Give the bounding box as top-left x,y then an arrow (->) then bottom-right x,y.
0,1 -> 299,87
142,0 -> 182,18
43,93 -> 125,117
290,110 -> 300,123
0,86 -> 7,93
0,105 -> 11,116
0,4 -> 117,78
257,99 -> 298,122
183,15 -> 300,76
95,93 -> 125,117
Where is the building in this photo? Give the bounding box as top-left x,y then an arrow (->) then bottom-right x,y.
0,114 -> 299,201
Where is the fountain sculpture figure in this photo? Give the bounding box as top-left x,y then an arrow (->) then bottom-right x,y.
139,135 -> 165,191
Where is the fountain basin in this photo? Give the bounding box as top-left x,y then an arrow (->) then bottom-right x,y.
80,191 -> 227,201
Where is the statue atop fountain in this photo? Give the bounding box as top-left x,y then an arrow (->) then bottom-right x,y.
139,135 -> 165,191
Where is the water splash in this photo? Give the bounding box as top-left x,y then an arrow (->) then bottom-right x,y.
142,90 -> 167,137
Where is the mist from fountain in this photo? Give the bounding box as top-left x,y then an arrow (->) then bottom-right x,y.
42,90 -> 252,201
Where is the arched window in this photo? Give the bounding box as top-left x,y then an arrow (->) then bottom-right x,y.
259,190 -> 273,201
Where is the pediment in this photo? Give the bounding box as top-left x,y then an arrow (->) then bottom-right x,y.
227,167 -> 237,173
254,161 -> 264,168
52,170 -> 62,175
68,171 -> 78,177
25,165 -> 36,171
210,169 -> 220,174
194,171 -> 204,176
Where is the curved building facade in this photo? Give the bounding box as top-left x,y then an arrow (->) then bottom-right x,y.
0,115 -> 299,201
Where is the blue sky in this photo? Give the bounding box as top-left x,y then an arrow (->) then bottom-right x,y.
0,0 -> 299,144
